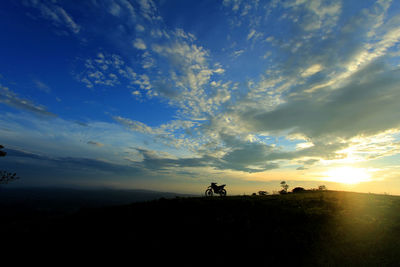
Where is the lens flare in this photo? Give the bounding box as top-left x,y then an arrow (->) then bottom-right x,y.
323,167 -> 372,184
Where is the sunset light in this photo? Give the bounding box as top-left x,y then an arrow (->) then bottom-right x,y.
3,1 -> 400,264
1,0 -> 400,195
323,167 -> 372,185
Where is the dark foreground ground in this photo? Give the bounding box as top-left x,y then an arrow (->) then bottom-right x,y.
2,190 -> 400,265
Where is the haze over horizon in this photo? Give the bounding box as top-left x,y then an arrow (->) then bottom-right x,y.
1,0 -> 400,195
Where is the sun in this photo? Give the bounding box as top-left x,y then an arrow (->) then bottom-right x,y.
323,167 -> 372,184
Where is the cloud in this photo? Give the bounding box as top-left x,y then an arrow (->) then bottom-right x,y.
119,0 -> 137,20
0,112 -> 141,158
301,64 -> 323,77
109,2 -> 121,16
135,148 -> 213,171
247,29 -> 256,40
3,148 -> 140,175
55,6 -> 81,34
232,49 -> 245,58
113,116 -> 157,135
283,0 -> 342,32
134,139 -> 280,173
136,24 -> 145,32
77,53 -> 136,88
34,79 -> 51,93
218,138 -> 279,173
138,0 -> 161,22
151,39 -> 223,117
0,84 -> 56,117
24,0 -> 81,34
133,38 -> 147,50
239,61 -> 400,140
247,29 -> 263,41
113,115 -> 200,150
87,141 -> 104,147
13,0 -> 400,180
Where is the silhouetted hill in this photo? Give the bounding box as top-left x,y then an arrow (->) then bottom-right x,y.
0,187 -> 192,210
0,187 -> 192,229
2,190 -> 400,265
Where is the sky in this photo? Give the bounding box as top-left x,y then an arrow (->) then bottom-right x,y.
1,0 -> 400,195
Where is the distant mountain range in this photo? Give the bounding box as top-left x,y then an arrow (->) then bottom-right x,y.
0,187 -> 193,214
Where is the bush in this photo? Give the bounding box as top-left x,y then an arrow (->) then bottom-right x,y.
292,187 -> 306,193
0,145 -> 19,184
258,191 -> 268,196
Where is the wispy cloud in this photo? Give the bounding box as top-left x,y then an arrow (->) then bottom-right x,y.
0,84 -> 56,117
23,0 -> 81,34
34,79 -> 51,93
87,141 -> 104,147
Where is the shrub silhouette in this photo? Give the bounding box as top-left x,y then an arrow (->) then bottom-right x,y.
279,189 -> 287,195
292,187 -> 306,193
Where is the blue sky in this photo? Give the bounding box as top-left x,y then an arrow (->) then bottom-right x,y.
1,0 -> 400,194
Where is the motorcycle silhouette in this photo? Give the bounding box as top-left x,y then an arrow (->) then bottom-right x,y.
205,183 -> 227,197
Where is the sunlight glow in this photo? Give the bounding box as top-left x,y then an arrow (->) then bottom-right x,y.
323,167 -> 372,184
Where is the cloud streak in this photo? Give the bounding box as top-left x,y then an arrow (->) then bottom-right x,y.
23,0 -> 81,34
0,85 -> 56,117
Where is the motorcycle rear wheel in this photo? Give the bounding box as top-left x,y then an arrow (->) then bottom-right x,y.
219,189 -> 227,197
205,188 -> 213,197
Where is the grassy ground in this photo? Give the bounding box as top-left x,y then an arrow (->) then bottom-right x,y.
2,190 -> 400,265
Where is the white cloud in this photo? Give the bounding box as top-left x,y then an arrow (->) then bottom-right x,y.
138,0 -> 161,22
247,29 -> 263,41
109,2 -> 121,16
283,0 -> 342,32
119,0 -> 136,20
247,29 -> 256,40
132,90 -> 141,96
151,39 -> 222,117
239,61 -> 400,141
24,0 -> 81,34
135,24 -> 145,32
113,115 -> 200,151
301,64 -> 323,77
232,49 -> 245,58
77,53 -> 137,88
133,38 -> 147,50
0,84 -> 56,117
113,116 -> 157,135
55,6 -> 80,33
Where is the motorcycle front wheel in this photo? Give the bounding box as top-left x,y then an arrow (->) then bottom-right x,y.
219,189 -> 227,197
205,188 -> 213,197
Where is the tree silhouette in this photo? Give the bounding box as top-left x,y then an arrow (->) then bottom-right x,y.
318,185 -> 327,191
280,181 -> 289,192
0,145 -> 19,185
0,145 -> 5,157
